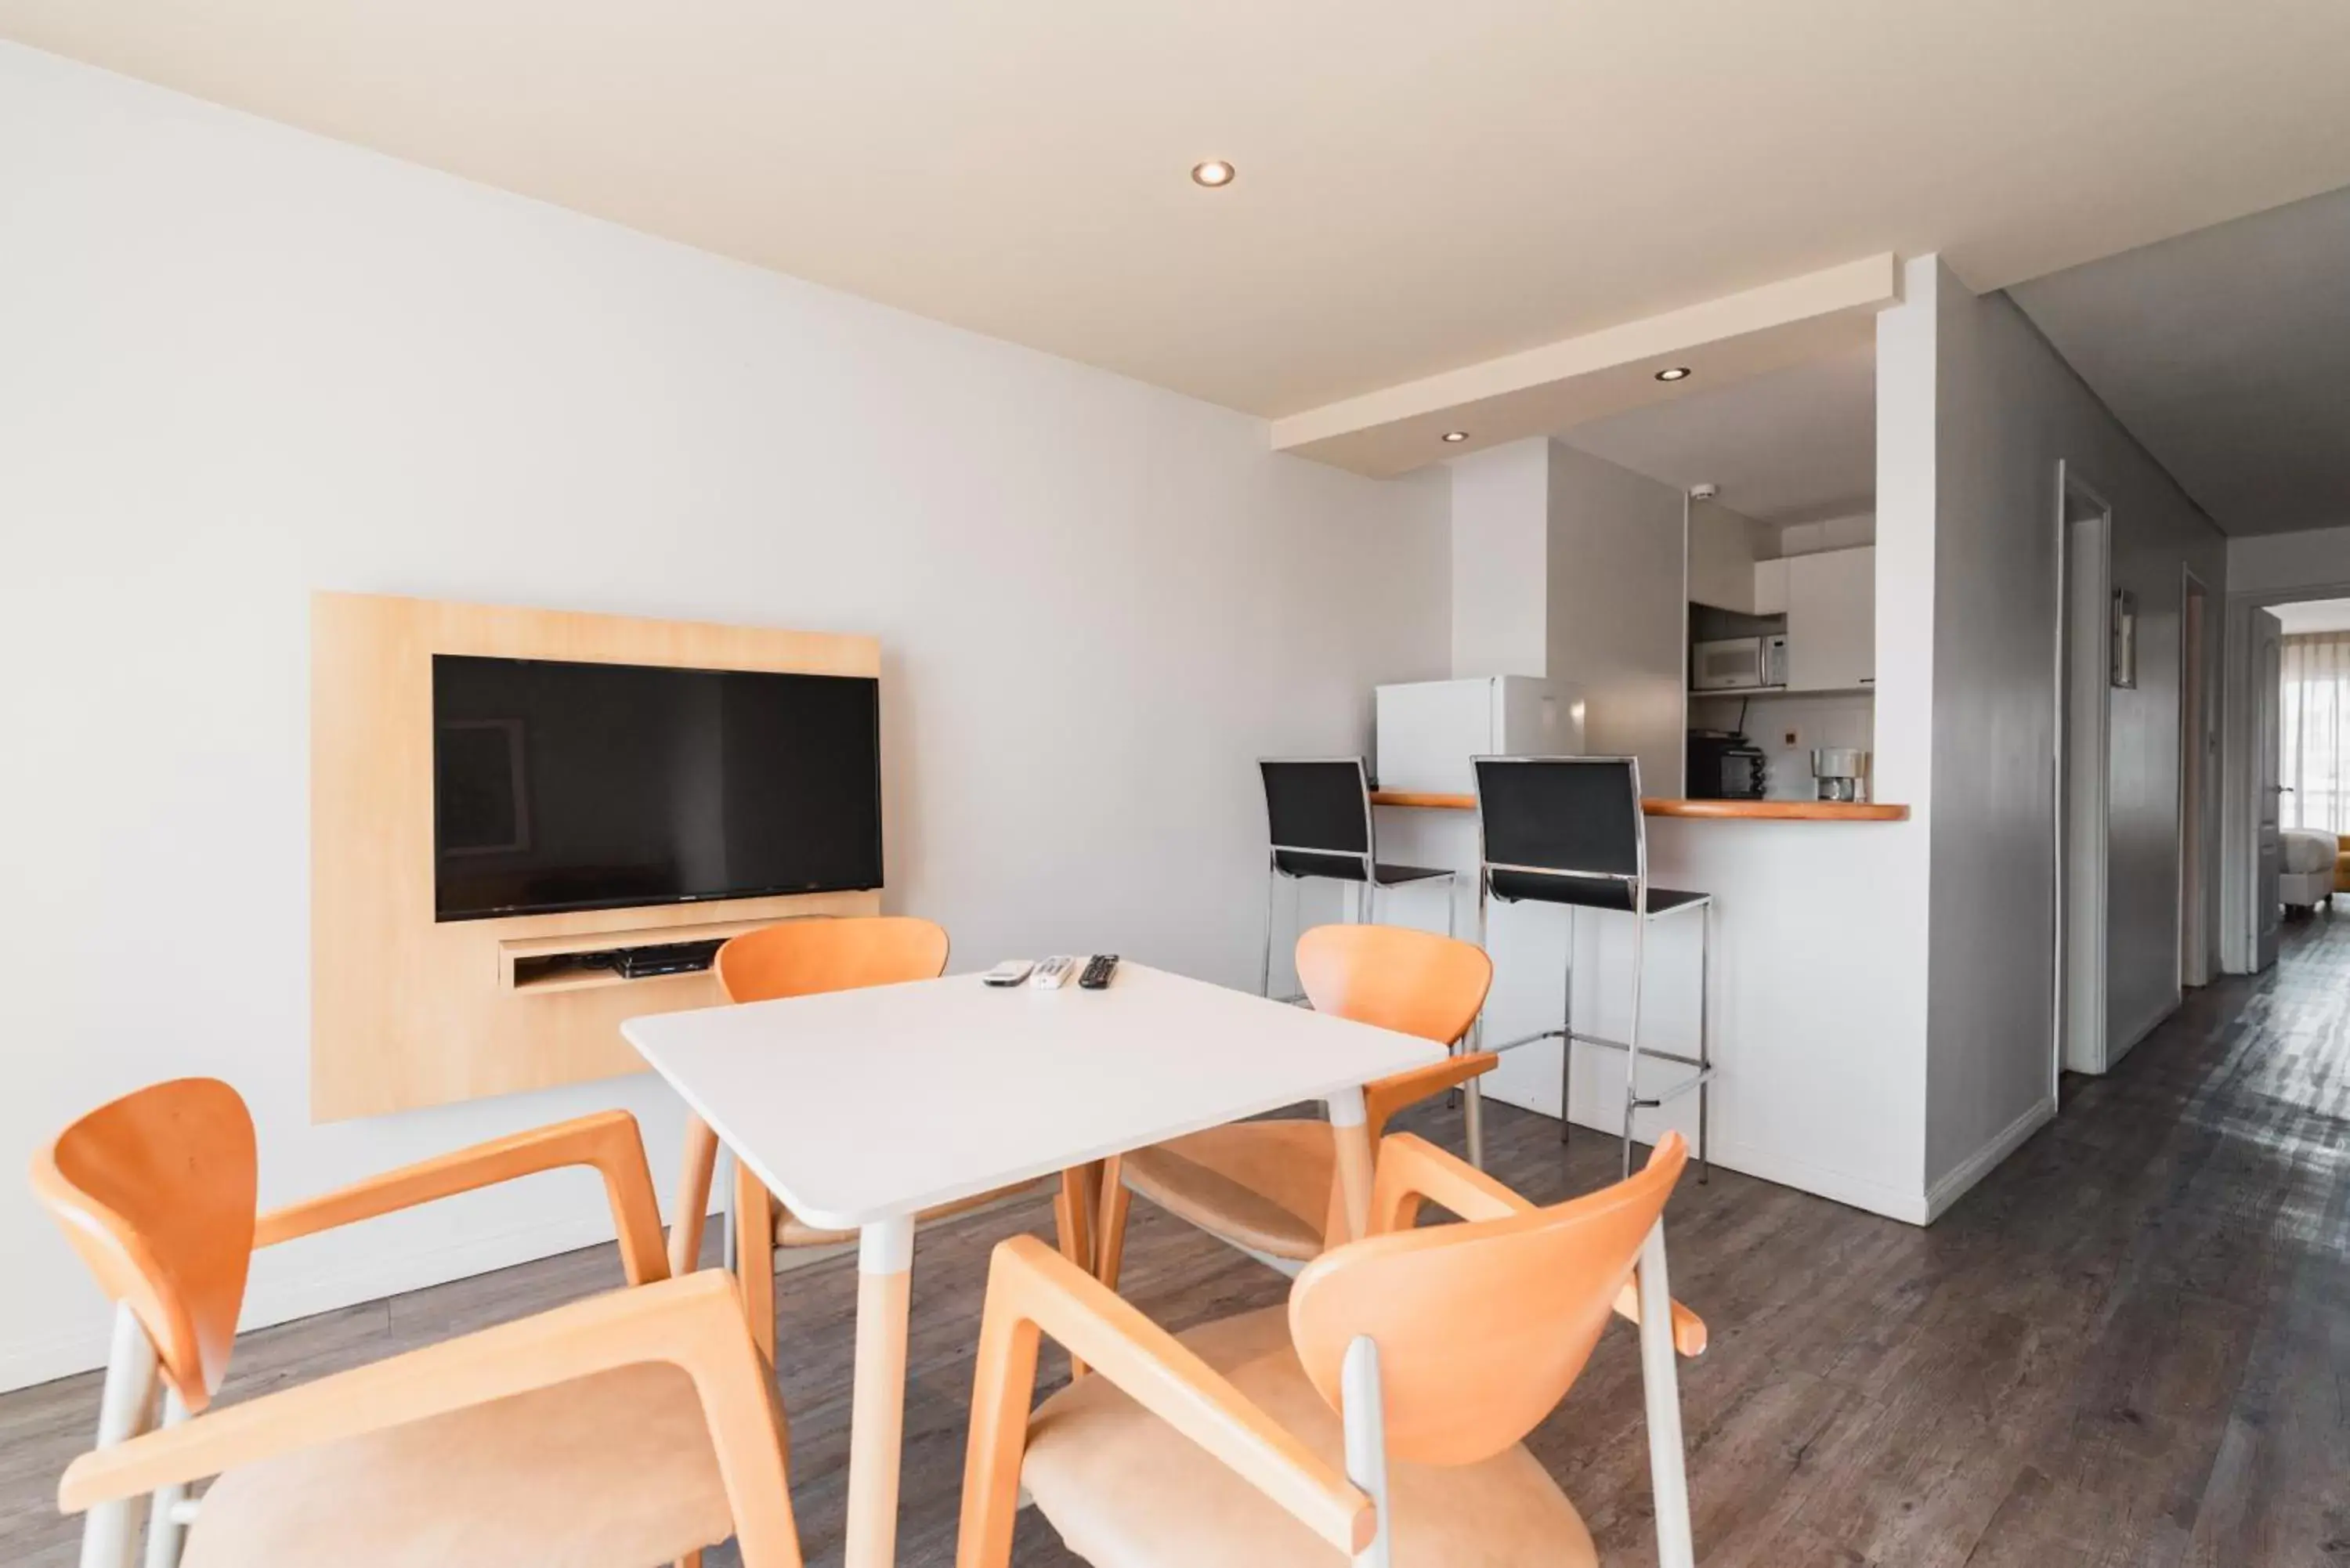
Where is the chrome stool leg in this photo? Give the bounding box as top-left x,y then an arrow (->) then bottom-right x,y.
1466,873 -> 1490,1169
1622,900 -> 1647,1181
1559,907 -> 1577,1145
1260,860 -> 1281,998
1697,901 -> 1712,1184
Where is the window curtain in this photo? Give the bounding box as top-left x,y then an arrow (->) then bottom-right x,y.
2280,632 -> 2350,833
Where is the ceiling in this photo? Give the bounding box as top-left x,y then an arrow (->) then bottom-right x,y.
2009,185 -> 2350,536
5,1 -> 2350,435
1556,346 -> 1875,527
2269,599 -> 2350,635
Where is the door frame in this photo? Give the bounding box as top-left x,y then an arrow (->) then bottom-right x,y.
2178,567 -> 2213,989
2220,581 -> 2350,971
2053,464 -> 2113,1086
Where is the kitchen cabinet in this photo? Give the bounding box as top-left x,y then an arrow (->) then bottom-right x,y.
1752,558 -> 1788,616
1785,546 -> 1875,692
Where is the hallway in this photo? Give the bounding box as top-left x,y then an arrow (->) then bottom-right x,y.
3,922 -> 2348,1565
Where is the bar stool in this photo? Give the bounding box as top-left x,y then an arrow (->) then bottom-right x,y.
1472,754 -> 1712,1181
1258,757 -> 1454,999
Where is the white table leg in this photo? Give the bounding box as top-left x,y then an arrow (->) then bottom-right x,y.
1327,1085 -> 1374,1241
1637,1219 -> 1696,1568
845,1214 -> 916,1568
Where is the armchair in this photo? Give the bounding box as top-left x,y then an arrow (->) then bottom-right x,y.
33,1078 -> 801,1568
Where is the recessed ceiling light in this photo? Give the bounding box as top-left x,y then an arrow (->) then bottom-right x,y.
1441,430 -> 1470,443
1655,366 -> 1692,382
1191,160 -> 1237,189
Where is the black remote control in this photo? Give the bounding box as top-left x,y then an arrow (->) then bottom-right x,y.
1078,953 -> 1119,990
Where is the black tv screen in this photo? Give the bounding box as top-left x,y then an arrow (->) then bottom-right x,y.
432,655 -> 882,921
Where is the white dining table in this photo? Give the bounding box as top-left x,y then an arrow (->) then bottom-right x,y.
623,960 -> 1445,1568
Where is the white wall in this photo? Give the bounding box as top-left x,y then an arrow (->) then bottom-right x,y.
1688,692 -> 1875,801
1546,441 -> 1688,796
1687,498 -> 1764,612
0,45 -> 1451,1389
1910,258 -> 2225,1195
2229,524 -> 2350,598
1448,441 -> 1551,677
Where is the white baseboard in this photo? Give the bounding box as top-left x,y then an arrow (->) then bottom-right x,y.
1481,1079 -> 1934,1226
1923,1097 -> 2055,1223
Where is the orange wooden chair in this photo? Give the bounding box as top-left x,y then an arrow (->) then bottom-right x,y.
32,1078 -> 803,1568
1096,923 -> 1500,1284
667,916 -> 1068,1360
960,1129 -> 1707,1568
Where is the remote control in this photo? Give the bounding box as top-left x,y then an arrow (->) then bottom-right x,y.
1032,955 -> 1079,990
981,959 -> 1035,988
1078,953 -> 1120,990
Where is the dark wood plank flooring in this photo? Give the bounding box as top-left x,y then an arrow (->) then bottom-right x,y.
6,915 -> 2348,1565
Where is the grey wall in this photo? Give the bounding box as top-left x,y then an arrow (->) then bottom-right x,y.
0,45 -> 1451,1386
1918,260 -> 2225,1190
1546,441 -> 1689,795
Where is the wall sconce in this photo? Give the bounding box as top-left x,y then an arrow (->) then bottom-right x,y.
2110,588 -> 2138,689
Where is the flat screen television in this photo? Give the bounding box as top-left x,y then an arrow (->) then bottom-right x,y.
432,654 -> 883,922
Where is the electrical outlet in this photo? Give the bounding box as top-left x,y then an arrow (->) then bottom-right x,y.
1784,728 -> 1799,747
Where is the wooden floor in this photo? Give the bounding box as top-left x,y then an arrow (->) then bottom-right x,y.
7,915 -> 2350,1566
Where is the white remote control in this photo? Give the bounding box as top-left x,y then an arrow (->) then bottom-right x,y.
1031,955 -> 1079,990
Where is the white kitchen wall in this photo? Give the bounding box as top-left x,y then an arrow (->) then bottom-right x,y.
1546,441 -> 1688,796
1687,497 -> 1766,612
1910,258 -> 2225,1201
1766,512 -> 1878,557
0,44 -> 1450,1389
1687,693 -> 1875,801
1448,440 -> 1552,677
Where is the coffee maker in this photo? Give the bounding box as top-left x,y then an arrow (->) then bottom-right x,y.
1810,747 -> 1870,803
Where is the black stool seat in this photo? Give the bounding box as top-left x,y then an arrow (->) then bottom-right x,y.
1488,872 -> 1711,914
1275,851 -> 1451,885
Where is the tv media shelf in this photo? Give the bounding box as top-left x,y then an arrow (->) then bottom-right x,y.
497,917 -> 788,995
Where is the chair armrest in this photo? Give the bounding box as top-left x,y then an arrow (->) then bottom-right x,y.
60,1272 -> 799,1568
1371,1134 -> 1705,1357
255,1111 -> 668,1285
1363,1052 -> 1499,1142
958,1235 -> 1372,1568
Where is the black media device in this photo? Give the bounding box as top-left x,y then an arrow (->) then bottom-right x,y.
432,654 -> 883,921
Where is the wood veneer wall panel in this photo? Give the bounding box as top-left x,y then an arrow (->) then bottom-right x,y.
310,592 -> 883,1122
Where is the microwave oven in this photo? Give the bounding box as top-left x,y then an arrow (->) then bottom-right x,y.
1692,634 -> 1787,692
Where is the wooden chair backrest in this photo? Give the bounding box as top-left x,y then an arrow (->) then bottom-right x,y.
1293,923 -> 1493,1046
1287,1132 -> 1687,1466
30,1078 -> 257,1414
714,916 -> 950,1004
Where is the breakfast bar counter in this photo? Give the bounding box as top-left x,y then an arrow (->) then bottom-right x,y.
1368,790 -> 1909,821
1353,783 -> 1932,1223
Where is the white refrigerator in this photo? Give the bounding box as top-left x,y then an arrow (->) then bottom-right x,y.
1374,676 -> 1585,793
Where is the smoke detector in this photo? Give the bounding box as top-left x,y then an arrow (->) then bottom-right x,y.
1689,482 -> 1719,501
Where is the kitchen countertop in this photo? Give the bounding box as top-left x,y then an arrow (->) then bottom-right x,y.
1368,790 -> 1908,822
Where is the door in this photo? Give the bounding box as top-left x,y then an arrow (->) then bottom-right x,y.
1786,546 -> 1876,692
2059,486 -> 2110,1074
2255,608 -> 2284,970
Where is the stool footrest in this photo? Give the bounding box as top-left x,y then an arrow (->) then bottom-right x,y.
1629,1065 -> 1716,1110
1488,1028 -> 1568,1054
1568,1032 -> 1707,1072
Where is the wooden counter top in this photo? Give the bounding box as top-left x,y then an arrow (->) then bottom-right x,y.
1369,789 -> 1908,822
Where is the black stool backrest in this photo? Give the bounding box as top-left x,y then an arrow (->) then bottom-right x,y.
1473,755 -> 1645,886
1260,758 -> 1372,880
